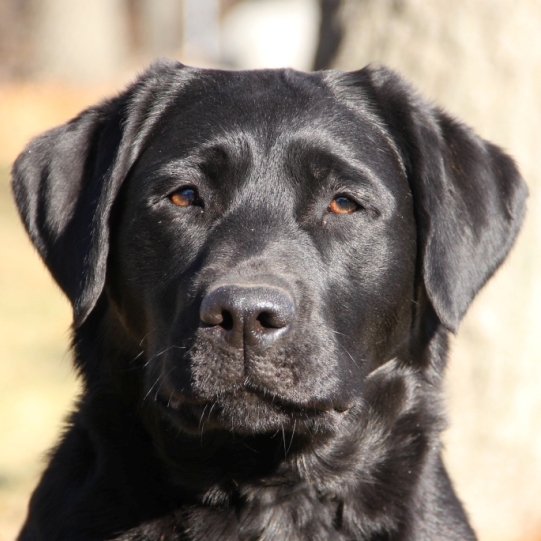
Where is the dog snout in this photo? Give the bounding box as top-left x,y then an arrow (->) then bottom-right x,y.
200,282 -> 295,349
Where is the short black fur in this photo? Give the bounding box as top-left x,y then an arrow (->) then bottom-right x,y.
12,61 -> 527,541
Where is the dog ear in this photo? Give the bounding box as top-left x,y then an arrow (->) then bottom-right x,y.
343,65 -> 527,332
12,60 -> 187,327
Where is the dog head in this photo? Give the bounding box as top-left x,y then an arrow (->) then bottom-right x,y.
12,61 -> 526,438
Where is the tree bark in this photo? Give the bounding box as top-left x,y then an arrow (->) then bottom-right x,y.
33,0 -> 130,83
313,0 -> 343,70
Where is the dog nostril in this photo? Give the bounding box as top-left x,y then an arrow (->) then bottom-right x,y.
221,310 -> 234,331
256,311 -> 281,329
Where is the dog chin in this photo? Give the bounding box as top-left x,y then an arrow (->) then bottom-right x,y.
155,389 -> 347,436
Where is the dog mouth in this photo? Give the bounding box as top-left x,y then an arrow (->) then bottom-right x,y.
155,385 -> 349,435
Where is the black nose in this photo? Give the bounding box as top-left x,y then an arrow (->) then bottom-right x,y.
200,283 -> 295,349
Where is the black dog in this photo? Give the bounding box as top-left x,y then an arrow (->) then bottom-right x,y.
13,61 -> 526,540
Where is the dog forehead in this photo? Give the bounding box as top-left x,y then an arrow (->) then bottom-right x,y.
140,68 -> 392,154
169,68 -> 341,121
132,69 -> 407,194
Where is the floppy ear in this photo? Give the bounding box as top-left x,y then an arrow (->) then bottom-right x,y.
349,65 -> 527,332
12,60 -> 187,327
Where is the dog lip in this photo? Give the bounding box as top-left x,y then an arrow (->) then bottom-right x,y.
159,387 -> 349,415
257,393 -> 349,415
241,383 -> 350,414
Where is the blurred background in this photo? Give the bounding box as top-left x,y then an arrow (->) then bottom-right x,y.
0,0 -> 540,539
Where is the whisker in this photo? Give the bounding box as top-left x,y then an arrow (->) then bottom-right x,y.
330,329 -> 350,338
286,420 -> 296,456
142,345 -> 187,369
129,350 -> 145,365
142,365 -> 176,403
143,374 -> 164,402
199,404 -> 209,437
154,345 -> 187,357
139,331 -> 153,347
341,344 -> 360,369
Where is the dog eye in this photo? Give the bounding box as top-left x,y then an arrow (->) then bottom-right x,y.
170,187 -> 200,207
328,195 -> 359,215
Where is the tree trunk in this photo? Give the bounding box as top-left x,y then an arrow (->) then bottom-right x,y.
33,0 -> 130,83
327,2 -> 541,540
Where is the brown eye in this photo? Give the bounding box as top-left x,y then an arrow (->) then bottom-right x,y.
170,187 -> 198,207
328,195 -> 359,215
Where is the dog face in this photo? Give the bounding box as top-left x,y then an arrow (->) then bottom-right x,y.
13,61 -> 528,541
107,69 -> 418,435
12,61 -> 526,442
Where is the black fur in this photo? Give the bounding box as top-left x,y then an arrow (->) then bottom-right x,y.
12,61 -> 527,541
